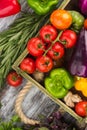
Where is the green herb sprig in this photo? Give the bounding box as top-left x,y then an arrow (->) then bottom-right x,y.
0,12 -> 48,88
0,115 -> 22,130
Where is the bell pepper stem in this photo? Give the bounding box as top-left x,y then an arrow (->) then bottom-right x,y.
43,31 -> 63,56
18,0 -> 20,2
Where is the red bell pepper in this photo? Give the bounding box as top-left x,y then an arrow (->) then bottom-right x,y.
0,0 -> 21,18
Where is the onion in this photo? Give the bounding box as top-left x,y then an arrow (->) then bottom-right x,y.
79,0 -> 87,16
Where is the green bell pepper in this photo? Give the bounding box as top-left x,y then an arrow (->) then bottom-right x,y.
69,11 -> 85,33
45,68 -> 74,98
27,0 -> 59,15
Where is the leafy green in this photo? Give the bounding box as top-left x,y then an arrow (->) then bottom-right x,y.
0,115 -> 22,130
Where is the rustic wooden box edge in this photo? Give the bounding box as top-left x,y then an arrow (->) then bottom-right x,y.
12,0 -> 84,123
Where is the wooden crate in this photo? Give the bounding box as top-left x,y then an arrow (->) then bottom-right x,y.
12,0 -> 85,124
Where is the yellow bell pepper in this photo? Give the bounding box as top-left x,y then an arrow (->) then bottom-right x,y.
74,77 -> 87,97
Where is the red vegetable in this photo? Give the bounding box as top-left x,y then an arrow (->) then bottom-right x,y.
39,25 -> 58,43
36,55 -> 53,72
47,42 -> 65,60
84,19 -> 87,30
75,101 -> 87,117
27,37 -> 45,57
60,30 -> 77,48
0,0 -> 21,18
7,71 -> 22,87
20,58 -> 36,74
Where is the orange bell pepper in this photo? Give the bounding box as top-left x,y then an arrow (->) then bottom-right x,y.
74,77 -> 87,97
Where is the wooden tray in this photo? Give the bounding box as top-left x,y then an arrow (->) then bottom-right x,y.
12,0 -> 86,125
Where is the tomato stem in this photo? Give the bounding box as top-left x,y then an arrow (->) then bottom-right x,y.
43,31 -> 63,56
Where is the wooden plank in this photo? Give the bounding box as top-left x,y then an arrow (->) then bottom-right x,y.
0,1 -> 87,129
0,79 -> 59,121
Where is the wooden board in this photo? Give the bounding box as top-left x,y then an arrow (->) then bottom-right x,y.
0,0 -> 87,129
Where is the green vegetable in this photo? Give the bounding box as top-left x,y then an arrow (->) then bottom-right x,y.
45,68 -> 74,98
0,115 -> 22,130
27,0 -> 59,15
0,12 -> 48,88
69,11 -> 85,33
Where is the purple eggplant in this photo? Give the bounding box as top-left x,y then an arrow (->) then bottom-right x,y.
68,27 -> 87,77
79,0 -> 87,16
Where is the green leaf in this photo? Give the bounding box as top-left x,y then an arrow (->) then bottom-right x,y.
11,115 -> 20,122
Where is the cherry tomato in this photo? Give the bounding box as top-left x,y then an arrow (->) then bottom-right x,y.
20,58 -> 36,74
47,42 -> 65,60
50,9 -> 72,30
75,101 -> 87,117
60,30 -> 77,48
39,24 -> 58,43
27,37 -> 45,57
36,55 -> 53,72
6,71 -> 22,87
84,19 -> 87,30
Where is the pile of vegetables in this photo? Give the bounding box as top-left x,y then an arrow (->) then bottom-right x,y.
0,12 -> 49,88
1,0 -> 87,128
17,2 -> 87,119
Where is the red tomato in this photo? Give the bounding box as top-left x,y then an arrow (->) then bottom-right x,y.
20,58 -> 36,74
60,30 -> 77,48
39,24 -> 58,43
36,55 -> 53,72
75,101 -> 87,117
6,71 -> 22,87
27,37 -> 45,57
47,42 -> 65,60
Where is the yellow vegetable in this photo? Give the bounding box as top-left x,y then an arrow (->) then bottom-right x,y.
75,77 -> 87,97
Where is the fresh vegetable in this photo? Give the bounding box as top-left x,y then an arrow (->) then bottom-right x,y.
68,28 -> 87,77
60,30 -> 77,48
0,12 -> 47,88
47,42 -> 65,60
6,71 -> 22,87
79,0 -> 87,16
69,11 -> 85,33
0,0 -> 21,18
50,9 -> 72,30
20,58 -> 36,74
0,115 -> 22,130
45,68 -> 74,98
27,0 -> 59,15
39,25 -> 58,43
35,55 -> 53,73
64,91 -> 82,108
75,101 -> 87,117
27,37 -> 45,57
84,19 -> 87,29
74,77 -> 87,97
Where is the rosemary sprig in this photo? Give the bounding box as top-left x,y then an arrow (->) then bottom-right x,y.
0,12 -> 48,88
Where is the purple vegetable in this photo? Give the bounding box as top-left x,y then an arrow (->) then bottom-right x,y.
69,27 -> 87,77
79,0 -> 87,16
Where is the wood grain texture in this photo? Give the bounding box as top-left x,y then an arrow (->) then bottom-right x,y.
0,1 -> 86,129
